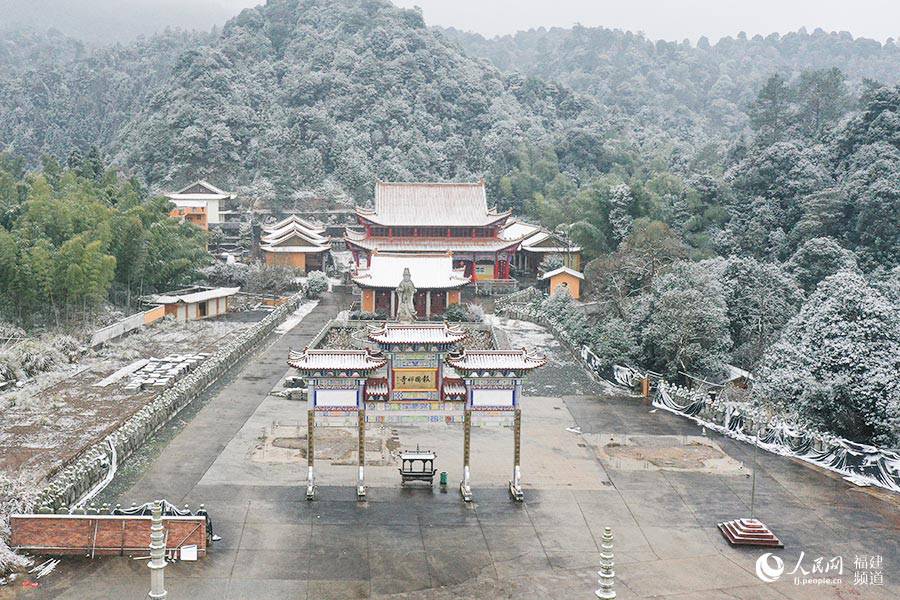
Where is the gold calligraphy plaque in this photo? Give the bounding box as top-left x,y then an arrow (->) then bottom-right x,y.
393,368 -> 438,391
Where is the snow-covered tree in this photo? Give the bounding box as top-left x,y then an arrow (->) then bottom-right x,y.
607,183 -> 634,242
753,270 -> 900,446
714,256 -> 805,369
636,261 -> 732,378
785,237 -> 858,293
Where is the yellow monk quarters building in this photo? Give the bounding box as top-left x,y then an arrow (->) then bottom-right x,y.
540,266 -> 584,300
260,215 -> 331,272
165,180 -> 235,230
353,252 -> 470,318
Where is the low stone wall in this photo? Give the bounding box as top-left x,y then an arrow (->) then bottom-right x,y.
34,293 -> 306,510
89,306 -> 167,348
10,514 -> 207,557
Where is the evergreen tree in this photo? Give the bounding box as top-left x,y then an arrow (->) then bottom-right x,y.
754,270 -> 900,446
748,74 -> 793,145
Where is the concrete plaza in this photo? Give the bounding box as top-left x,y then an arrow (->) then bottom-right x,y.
12,298 -> 900,599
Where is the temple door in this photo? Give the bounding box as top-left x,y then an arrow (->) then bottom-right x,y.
375,290 -> 391,315
414,290 -> 427,318
431,290 -> 447,315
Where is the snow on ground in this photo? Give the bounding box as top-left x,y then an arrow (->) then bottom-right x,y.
275,299 -> 319,334
0,315 -> 260,488
488,315 -> 602,396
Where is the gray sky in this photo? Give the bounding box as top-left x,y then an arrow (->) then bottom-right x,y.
389,0 -> 900,42
3,1 -> 898,44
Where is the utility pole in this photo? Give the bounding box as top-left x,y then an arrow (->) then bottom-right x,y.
750,428 -> 760,519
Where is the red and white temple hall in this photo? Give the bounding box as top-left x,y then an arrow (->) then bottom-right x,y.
352,252 -> 469,318
345,181 -> 522,281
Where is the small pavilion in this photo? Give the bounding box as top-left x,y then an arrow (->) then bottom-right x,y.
352,252 -> 470,318
260,215 -> 331,272
540,266 -> 584,299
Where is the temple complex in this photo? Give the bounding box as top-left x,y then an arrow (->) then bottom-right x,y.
260,214 -> 331,272
352,252 -> 469,318
345,181 -> 522,282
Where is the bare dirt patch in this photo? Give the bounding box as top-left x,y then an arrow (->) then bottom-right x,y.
594,434 -> 744,473
252,424 -> 398,466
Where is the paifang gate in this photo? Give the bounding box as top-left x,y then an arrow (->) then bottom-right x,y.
286,322 -> 545,502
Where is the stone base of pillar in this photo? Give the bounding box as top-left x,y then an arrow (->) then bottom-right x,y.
357,466 -> 366,499
508,465 -> 524,502
459,465 -> 473,502
306,466 -> 316,501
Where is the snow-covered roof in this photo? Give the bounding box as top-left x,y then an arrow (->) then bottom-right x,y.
442,377 -> 467,396
724,364 -> 754,382
261,222 -> 328,244
368,322 -> 467,346
500,220 -> 581,252
262,214 -> 325,235
287,348 -> 387,372
364,378 -> 389,396
540,267 -> 584,281
166,180 -> 233,201
445,349 -> 546,372
501,219 -> 543,241
149,287 -> 240,305
352,252 -> 470,289
261,227 -> 330,249
522,231 -> 581,252
260,245 -> 330,254
356,181 -> 510,227
168,199 -> 209,209
344,229 -> 522,253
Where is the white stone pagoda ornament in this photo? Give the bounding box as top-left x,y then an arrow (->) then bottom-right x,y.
595,527 -> 616,599
395,267 -> 417,322
148,501 -> 167,599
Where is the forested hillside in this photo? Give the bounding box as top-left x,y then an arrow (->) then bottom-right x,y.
442,25 -> 900,143
0,29 -> 213,165
111,0 -> 613,203
0,152 -> 210,326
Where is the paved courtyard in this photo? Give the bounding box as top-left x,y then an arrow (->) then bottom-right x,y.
8,303 -> 899,599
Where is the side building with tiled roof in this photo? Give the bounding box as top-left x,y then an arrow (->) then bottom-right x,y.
259,215 -> 331,272
500,218 -> 582,275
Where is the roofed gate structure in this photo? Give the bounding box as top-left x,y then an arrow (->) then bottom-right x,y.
287,322 -> 545,502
